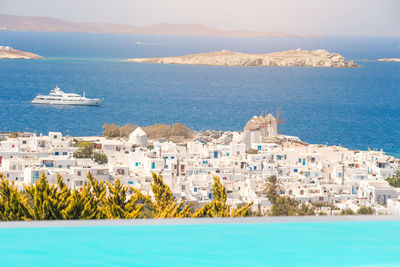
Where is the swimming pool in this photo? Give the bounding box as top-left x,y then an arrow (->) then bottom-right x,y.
1,217 -> 399,266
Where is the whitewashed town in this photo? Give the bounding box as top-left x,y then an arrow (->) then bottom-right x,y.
1,113 -> 399,216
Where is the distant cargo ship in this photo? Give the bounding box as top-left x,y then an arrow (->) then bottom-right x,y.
31,86 -> 103,106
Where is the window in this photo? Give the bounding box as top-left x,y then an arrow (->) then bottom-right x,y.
194,187 -> 197,192
77,171 -> 81,176
151,162 -> 155,169
22,140 -> 26,144
55,152 -> 59,155
128,181 -> 133,185
63,152 -> 67,155
294,169 -> 298,173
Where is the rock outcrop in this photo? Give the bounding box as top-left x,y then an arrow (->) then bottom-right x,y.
378,58 -> 400,62
0,46 -> 43,59
125,49 -> 359,68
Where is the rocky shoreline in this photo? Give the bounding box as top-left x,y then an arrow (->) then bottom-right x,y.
0,46 -> 43,59
125,49 -> 359,68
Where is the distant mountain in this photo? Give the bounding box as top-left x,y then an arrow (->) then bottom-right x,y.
0,14 -> 319,38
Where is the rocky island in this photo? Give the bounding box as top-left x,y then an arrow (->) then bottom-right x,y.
125,49 -> 359,68
378,58 -> 400,62
0,46 -> 43,59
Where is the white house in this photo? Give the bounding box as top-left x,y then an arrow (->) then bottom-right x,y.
129,127 -> 148,147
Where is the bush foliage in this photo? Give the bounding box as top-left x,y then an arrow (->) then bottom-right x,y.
102,123 -> 193,139
0,173 -> 252,221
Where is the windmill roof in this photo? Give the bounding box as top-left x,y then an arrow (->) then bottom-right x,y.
130,127 -> 147,137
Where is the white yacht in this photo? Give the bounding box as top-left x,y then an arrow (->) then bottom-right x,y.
31,86 -> 103,106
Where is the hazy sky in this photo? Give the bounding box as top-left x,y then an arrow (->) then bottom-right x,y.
1,0 -> 399,36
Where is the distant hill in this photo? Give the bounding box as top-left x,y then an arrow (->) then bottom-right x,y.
0,45 -> 43,59
125,49 -> 359,68
0,14 -> 319,38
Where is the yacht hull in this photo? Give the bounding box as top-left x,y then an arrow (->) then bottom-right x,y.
31,98 -> 103,106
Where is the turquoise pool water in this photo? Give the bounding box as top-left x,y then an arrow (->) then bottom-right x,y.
1,221 -> 399,266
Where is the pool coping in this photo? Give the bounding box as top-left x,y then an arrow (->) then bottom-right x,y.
1,215 -> 400,228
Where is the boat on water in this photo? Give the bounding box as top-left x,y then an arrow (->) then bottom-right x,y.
31,86 -> 103,106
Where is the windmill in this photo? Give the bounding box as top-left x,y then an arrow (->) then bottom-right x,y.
275,109 -> 286,130
258,108 -> 286,138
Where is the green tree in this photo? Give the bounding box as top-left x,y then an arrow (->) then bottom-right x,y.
149,173 -> 191,218
24,174 -> 67,220
9,132 -> 18,138
86,172 -> 107,219
264,175 -> 315,216
340,208 -> 355,215
193,176 -> 253,217
143,124 -> 172,139
264,175 -> 283,204
0,174 -> 33,221
73,143 -> 93,158
93,153 -> 108,165
103,179 -> 143,219
386,171 -> 400,188
357,206 -> 375,215
102,123 -> 121,138
171,123 -> 192,139
62,178 -> 101,220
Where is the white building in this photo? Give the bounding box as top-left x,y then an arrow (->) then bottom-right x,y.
129,127 -> 148,147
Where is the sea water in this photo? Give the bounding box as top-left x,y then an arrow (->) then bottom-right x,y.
0,31 -> 399,155
0,221 -> 400,266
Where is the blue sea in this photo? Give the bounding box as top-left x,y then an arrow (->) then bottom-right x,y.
0,31 -> 399,155
1,221 -> 400,266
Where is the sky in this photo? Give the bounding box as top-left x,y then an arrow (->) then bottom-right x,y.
1,0 -> 399,36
